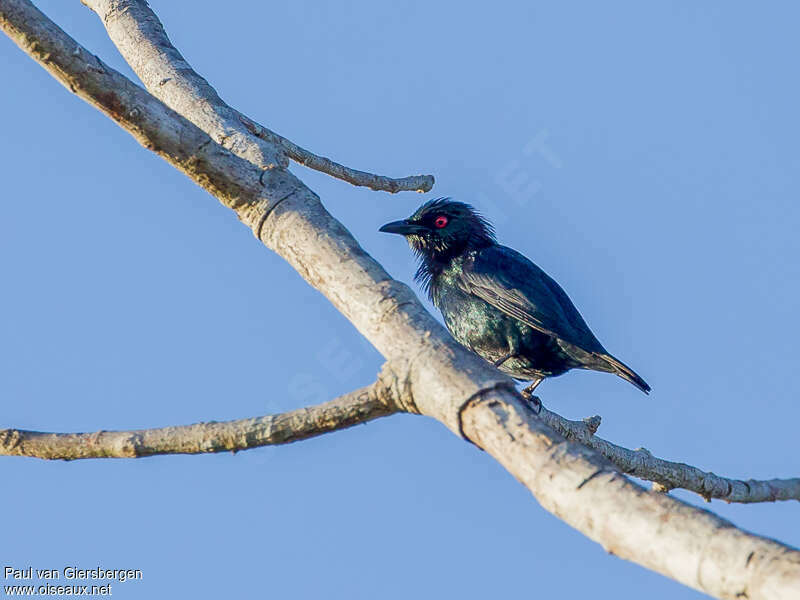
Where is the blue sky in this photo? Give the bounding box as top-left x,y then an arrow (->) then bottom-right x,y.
1,2 -> 798,598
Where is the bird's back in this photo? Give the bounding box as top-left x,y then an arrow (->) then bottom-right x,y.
458,245 -> 607,353
432,244 -> 650,392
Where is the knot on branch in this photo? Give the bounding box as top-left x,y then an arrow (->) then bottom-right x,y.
116,432 -> 145,458
457,382 -> 523,441
582,415 -> 602,435
237,174 -> 306,243
0,428 -> 23,453
377,361 -> 418,414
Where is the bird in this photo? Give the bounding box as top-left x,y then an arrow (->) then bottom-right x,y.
379,198 -> 650,398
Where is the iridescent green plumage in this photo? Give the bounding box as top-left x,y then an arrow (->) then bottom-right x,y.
380,199 -> 650,394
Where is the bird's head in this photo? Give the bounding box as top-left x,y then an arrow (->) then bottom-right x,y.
379,198 -> 495,262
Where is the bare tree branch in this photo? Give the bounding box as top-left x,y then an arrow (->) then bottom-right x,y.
461,394 -> 800,600
539,406 -> 800,504
1,1 -> 275,214
0,381 -> 404,460
238,114 -> 436,194
2,361 -> 796,507
80,0 -> 434,193
2,1 -> 799,597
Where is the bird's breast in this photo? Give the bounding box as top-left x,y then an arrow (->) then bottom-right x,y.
434,279 -> 574,379
436,284 -> 517,356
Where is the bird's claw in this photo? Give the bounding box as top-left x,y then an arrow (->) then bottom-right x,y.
520,391 -> 542,415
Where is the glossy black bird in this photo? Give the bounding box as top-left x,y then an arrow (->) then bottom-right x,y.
379,198 -> 650,396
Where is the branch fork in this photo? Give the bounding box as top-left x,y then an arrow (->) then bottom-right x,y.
2,1 -> 798,598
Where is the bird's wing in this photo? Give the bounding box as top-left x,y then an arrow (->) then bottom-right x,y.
459,245 -> 605,352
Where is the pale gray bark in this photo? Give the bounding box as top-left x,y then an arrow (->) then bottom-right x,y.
539,406 -> 800,504
1,1 -> 798,598
79,0 -> 433,193
462,396 -> 800,600
0,381 -> 401,459
3,375 -> 798,507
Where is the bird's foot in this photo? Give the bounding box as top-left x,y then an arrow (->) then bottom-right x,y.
520,390 -> 542,415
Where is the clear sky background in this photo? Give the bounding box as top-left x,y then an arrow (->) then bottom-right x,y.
2,2 -> 798,598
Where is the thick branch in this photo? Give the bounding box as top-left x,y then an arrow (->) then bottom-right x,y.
81,0 -> 434,193
462,394 -> 800,600
539,407 -> 800,504
2,2 -> 799,598
0,0 -> 283,214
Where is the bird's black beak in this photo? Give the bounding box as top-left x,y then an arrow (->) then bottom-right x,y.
379,220 -> 427,236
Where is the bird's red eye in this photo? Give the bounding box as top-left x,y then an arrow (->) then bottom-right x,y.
434,215 -> 448,229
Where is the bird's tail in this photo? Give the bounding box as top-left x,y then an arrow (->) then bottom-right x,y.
594,353 -> 651,394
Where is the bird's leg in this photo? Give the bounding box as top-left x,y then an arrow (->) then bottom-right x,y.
520,378 -> 543,414
522,378 -> 542,396
494,337 -> 521,370
493,353 -> 518,369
